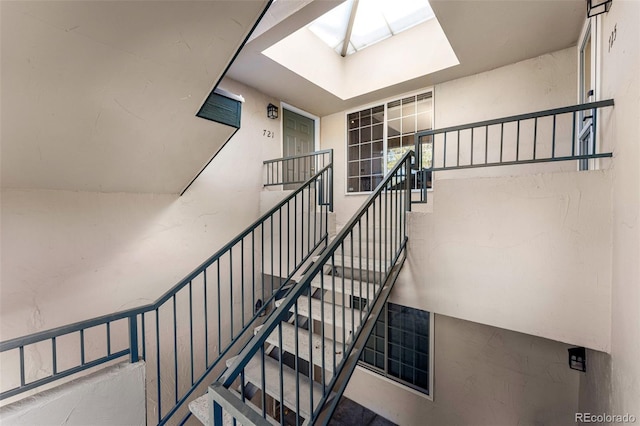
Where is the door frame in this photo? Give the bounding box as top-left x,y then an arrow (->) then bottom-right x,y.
280,102 -> 320,157
576,16 -> 602,170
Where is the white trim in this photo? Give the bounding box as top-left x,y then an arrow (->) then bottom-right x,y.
280,102 -> 321,157
355,311 -> 436,402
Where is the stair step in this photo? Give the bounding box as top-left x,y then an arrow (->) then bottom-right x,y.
310,274 -> 377,300
226,354 -> 326,420
255,323 -> 342,373
318,254 -> 387,273
276,296 -> 361,334
189,390 -> 278,426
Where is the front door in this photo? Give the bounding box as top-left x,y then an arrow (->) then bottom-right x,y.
578,20 -> 596,170
283,108 -> 315,188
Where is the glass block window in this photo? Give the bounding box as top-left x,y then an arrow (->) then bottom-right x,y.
359,302 -> 431,395
347,91 -> 433,193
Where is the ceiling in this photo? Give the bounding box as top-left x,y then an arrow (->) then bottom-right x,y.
1,0 -> 270,194
227,0 -> 585,117
0,0 -> 585,194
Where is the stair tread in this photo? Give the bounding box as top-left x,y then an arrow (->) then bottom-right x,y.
228,354 -> 326,419
276,296 -> 362,333
310,274 -> 378,300
318,254 -> 388,273
189,390 -> 278,426
256,322 -> 342,373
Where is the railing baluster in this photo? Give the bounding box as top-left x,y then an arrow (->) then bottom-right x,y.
230,250 -> 234,340
294,301 -> 300,426
241,239 -> 245,327
485,125 -> 489,165
52,337 -> 57,375
552,114 -> 557,158
19,346 -> 25,387
173,295 -> 178,404
572,111 -> 576,156
278,323 -> 284,424
516,120 -> 520,161
80,329 -> 85,366
204,269 -> 209,367
156,308 -> 161,424
189,281 -> 194,385
500,122 -> 504,162
533,117 -> 538,160
106,322 -> 111,356
217,261 -> 222,355
470,127 -> 474,166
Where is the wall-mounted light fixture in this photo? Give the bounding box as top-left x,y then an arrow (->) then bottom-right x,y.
587,0 -> 612,17
267,103 -> 279,119
568,347 -> 587,372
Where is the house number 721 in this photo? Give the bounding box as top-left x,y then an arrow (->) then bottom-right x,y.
263,130 -> 275,138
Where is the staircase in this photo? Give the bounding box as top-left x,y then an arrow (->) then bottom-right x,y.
194,151 -> 413,426
188,232 -> 390,425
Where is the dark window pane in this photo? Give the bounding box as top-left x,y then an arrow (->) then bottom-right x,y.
361,126 -> 372,142
389,360 -> 400,376
416,371 -> 428,389
416,336 -> 428,352
401,364 -> 413,383
349,130 -> 359,145
348,161 -> 359,178
348,112 -> 360,129
375,353 -> 385,369
361,109 -> 372,126
360,159 -> 372,175
360,177 -> 373,192
372,141 -> 383,156
361,143 -> 373,159
371,158 -> 383,175
348,146 -> 359,162
372,123 -> 383,140
363,349 -> 374,365
347,178 -> 359,193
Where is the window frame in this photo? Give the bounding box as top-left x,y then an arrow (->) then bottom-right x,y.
357,301 -> 435,400
344,88 -> 435,195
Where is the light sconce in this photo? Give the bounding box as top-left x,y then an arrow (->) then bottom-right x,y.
267,103 -> 279,120
568,347 -> 587,372
587,0 -> 612,17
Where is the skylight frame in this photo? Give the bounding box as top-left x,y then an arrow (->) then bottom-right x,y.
307,0 -> 435,57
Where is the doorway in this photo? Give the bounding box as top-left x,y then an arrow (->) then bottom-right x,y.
578,19 -> 597,170
282,107 -> 317,189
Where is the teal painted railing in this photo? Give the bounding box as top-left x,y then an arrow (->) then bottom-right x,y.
0,150 -> 333,425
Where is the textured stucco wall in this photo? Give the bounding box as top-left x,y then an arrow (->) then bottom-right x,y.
596,0 -> 640,420
0,78 -> 281,401
0,362 -> 145,425
345,314 -> 580,426
392,169 -> 612,351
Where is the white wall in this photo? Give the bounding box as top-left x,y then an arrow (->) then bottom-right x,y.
0,78 -> 282,393
0,362 -> 145,426
393,170 -> 611,351
321,47 -> 579,229
597,0 -> 640,419
345,314 -> 580,426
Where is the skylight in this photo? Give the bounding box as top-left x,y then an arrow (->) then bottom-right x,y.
308,0 -> 435,56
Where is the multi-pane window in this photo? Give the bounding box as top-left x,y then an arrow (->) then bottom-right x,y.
360,302 -> 431,395
347,91 -> 433,193
347,106 -> 385,193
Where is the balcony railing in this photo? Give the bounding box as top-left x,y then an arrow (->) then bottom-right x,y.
413,100 -> 614,202
264,149 -> 333,188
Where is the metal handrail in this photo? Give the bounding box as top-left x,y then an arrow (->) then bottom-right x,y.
211,150 -> 414,425
1,152 -> 334,426
264,150 -> 333,188
412,100 -> 615,202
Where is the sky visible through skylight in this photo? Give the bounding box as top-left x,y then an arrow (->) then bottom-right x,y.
308,0 -> 435,56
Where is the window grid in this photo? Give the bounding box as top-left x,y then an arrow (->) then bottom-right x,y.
359,301 -> 431,395
347,91 -> 433,193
